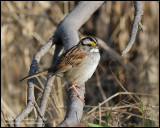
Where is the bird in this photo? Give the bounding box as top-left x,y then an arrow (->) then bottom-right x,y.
21,37 -> 100,103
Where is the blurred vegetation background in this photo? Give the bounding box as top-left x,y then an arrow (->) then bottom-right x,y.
1,1 -> 159,127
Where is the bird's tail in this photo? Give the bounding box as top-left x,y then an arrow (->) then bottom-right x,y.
20,70 -> 48,81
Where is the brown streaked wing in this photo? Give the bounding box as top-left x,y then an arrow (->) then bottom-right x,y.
49,45 -> 88,76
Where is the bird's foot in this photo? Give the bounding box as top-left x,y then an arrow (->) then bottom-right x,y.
68,84 -> 85,105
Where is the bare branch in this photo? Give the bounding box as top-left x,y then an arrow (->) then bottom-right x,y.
57,1 -> 105,50
14,38 -> 58,127
34,102 -> 50,127
36,43 -> 63,127
121,1 -> 144,55
97,37 -> 137,72
36,76 -> 55,127
14,100 -> 34,127
55,2 -> 105,127
57,84 -> 85,127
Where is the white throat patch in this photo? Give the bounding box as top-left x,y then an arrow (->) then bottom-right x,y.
90,48 -> 99,53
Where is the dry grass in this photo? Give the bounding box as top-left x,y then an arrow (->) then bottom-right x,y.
1,1 -> 159,127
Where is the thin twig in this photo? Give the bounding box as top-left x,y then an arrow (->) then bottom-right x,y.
109,59 -> 138,103
36,76 -> 55,126
34,102 -> 50,127
95,70 -> 108,107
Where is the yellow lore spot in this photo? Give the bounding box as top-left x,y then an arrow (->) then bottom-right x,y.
90,42 -> 96,46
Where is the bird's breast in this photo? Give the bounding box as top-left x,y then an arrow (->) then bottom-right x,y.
64,53 -> 100,84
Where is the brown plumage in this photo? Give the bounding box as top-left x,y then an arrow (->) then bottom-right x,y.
20,70 -> 48,81
20,43 -> 88,81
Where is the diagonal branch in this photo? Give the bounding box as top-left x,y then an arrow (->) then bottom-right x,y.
14,38 -> 59,127
34,101 -> 50,127
36,76 -> 56,126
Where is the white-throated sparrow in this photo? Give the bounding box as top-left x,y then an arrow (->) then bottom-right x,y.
21,37 -> 100,103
